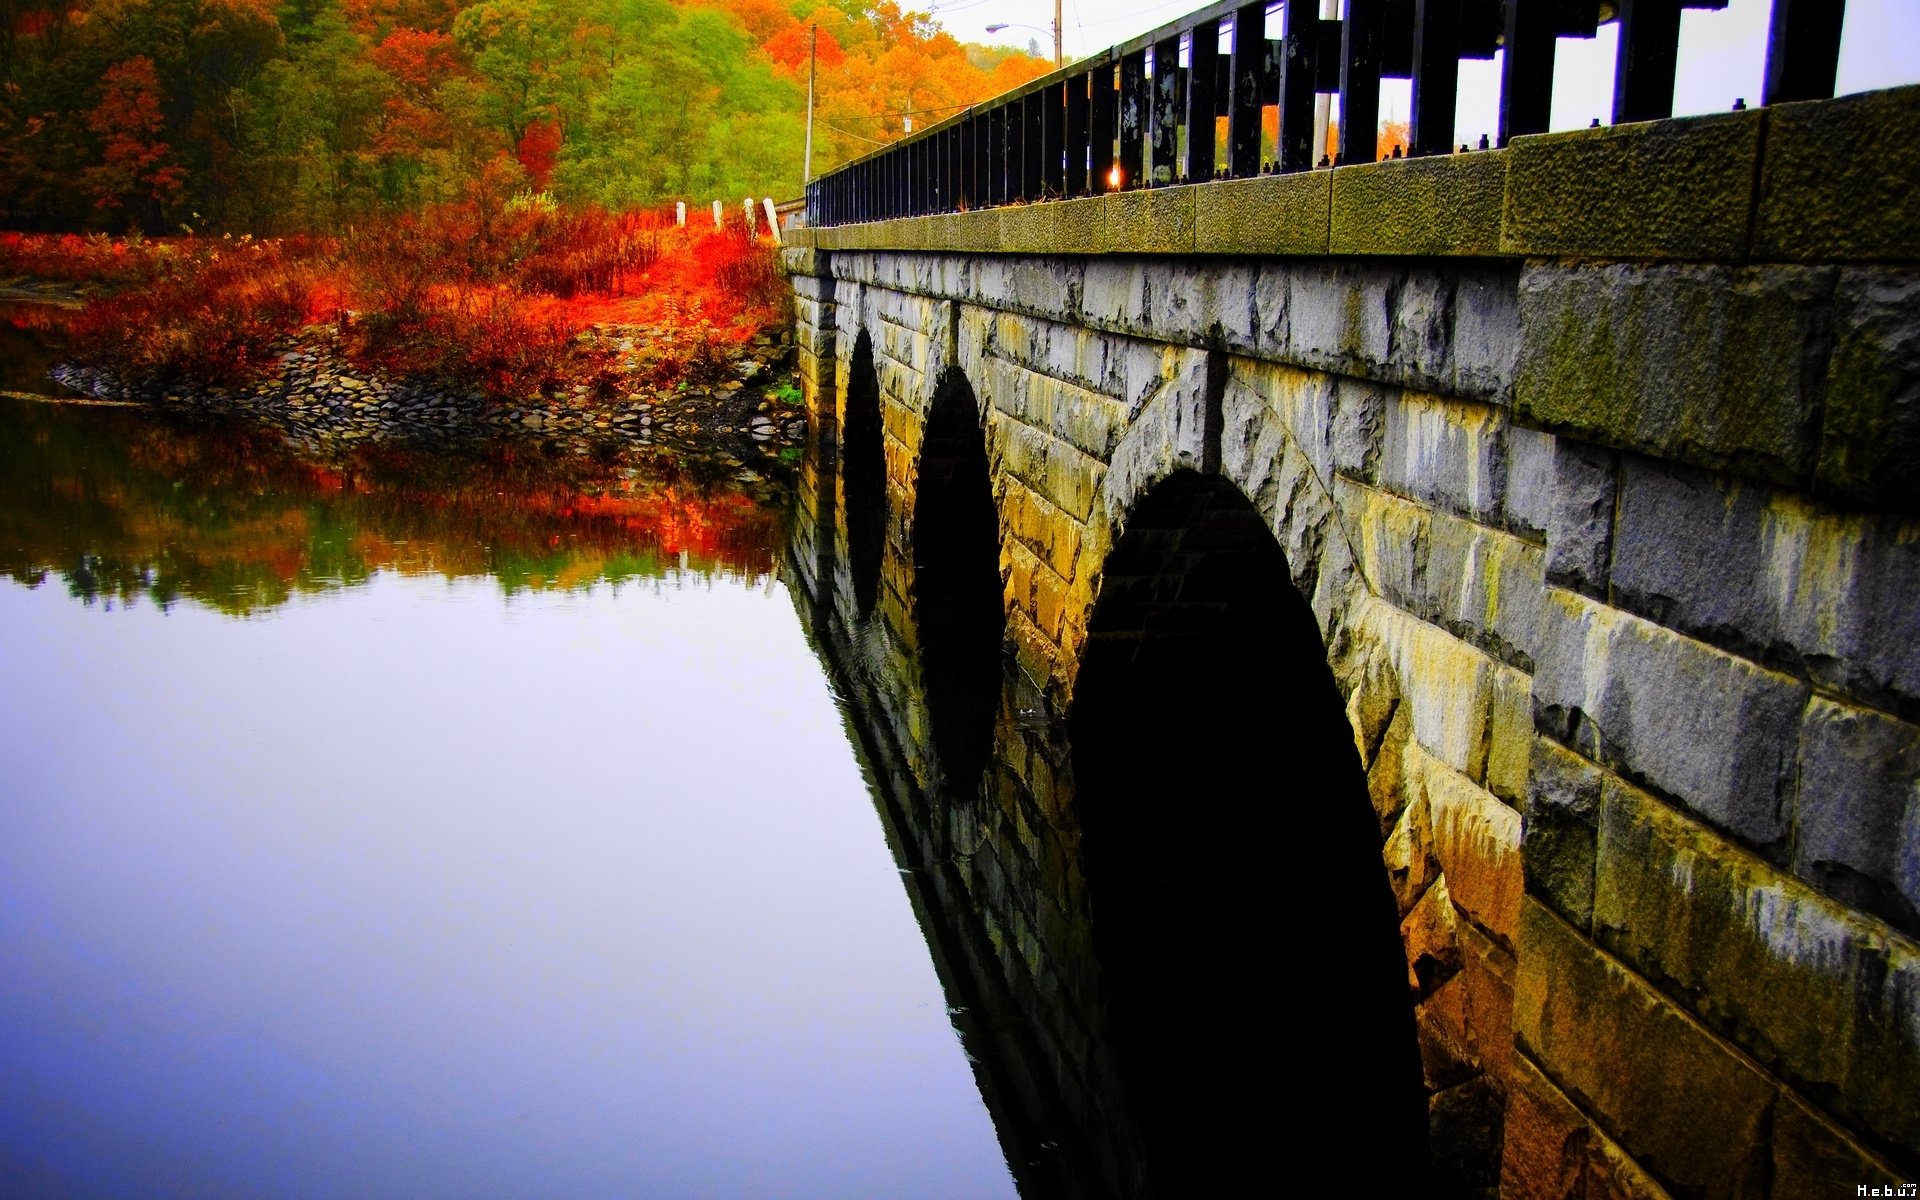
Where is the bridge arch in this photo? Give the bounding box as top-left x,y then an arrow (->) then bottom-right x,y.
909,366 -> 1005,793
840,328 -> 886,619
1069,469 -> 1429,1186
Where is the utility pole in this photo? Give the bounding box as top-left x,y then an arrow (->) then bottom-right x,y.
1054,0 -> 1062,67
803,24 -> 817,186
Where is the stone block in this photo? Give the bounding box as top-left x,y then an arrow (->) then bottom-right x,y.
1817,268 -> 1920,509
1430,916 -> 1518,1085
1500,109 -> 1761,261
1412,743 -> 1524,946
1770,1091 -> 1912,1200
1592,776 -> 1920,1155
1514,898 -> 1775,1199
1332,149 -> 1509,257
1429,1074 -> 1508,1192
1425,510 -> 1546,671
1800,701 -> 1920,936
1379,391 -> 1508,523
1525,736 -> 1603,929
1137,259 -> 1250,348
1533,588 -> 1808,855
1500,1054 -> 1590,1200
1039,442 -> 1103,524
1355,595 -> 1496,781
1453,263 -> 1523,404
1755,84 -> 1920,264
1504,426 -> 1557,543
1515,262 -> 1833,489
1331,376 -> 1389,483
1386,788 -> 1442,916
1051,187 -> 1197,255
1194,171 -> 1330,255
1404,871 -> 1463,996
1078,258 -> 1146,330
1485,666 -> 1534,807
1368,702 -> 1414,839
1243,363 -> 1339,489
1608,455 -> 1920,717
1585,1134 -> 1675,1200
1286,259 -> 1392,379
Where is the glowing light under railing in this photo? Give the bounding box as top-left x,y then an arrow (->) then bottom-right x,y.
1107,166 -> 1122,190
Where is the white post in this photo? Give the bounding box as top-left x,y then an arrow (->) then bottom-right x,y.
744,197 -> 756,233
675,201 -> 686,226
1313,0 -> 1340,163
763,198 -> 781,244
712,199 -> 723,229
803,24 -> 817,186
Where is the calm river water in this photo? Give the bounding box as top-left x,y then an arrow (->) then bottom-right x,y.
0,314 -> 1017,1197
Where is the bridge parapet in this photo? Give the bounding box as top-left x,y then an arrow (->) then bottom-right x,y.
783,83 -> 1920,1199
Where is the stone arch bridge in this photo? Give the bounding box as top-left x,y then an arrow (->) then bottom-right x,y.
780,53 -> 1920,1200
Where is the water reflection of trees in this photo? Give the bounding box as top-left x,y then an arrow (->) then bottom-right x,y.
0,397 -> 792,615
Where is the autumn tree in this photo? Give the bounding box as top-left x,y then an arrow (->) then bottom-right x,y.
82,56 -> 186,226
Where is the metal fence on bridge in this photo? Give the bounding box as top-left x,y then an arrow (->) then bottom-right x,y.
804,0 -> 1847,228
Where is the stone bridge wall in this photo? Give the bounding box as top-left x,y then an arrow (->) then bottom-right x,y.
785,87 -> 1920,1197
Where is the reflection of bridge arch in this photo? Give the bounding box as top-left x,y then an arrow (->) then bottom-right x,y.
911,367 -> 1006,794
840,328 -> 885,619
1071,469 -> 1429,1188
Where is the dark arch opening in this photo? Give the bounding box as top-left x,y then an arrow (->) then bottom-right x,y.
1070,471 -> 1429,1191
911,368 -> 1005,794
842,330 -> 886,619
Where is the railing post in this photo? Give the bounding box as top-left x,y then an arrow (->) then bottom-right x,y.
1023,90 -> 1046,199
1228,3 -> 1266,177
1499,0 -> 1556,146
1067,69 -> 1092,195
1044,82 -> 1067,199
1091,60 -> 1119,190
1186,20 -> 1220,181
998,106 -> 1013,204
1764,0 -> 1846,105
1411,0 -> 1461,155
1278,1 -> 1321,171
1150,35 -> 1183,185
1120,49 -> 1148,188
1614,0 -> 1684,124
1339,0 -> 1384,164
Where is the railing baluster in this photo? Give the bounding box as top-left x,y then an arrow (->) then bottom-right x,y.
1044,83 -> 1068,199
1151,36 -> 1184,185
1067,70 -> 1092,195
1278,1 -> 1321,172
1228,3 -> 1266,176
1024,91 -> 1046,199
1498,0 -> 1556,145
998,106 -> 1013,204
1411,0 -> 1461,155
1614,0 -> 1684,124
1120,49 -> 1148,188
1339,0 -> 1384,164
1091,60 -> 1119,190
1764,0 -> 1846,105
1186,20 -> 1220,180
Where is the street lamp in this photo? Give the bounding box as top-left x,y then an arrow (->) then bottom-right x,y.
985,7 -> 1061,68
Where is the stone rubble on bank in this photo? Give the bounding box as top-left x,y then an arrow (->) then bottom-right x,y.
49,323 -> 809,464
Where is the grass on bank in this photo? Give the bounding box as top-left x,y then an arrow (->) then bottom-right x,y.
0,188 -> 786,399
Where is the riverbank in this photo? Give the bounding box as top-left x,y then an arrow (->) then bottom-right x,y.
46,319 -> 807,466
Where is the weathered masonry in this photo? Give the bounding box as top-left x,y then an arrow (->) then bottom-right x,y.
784,61 -> 1920,1200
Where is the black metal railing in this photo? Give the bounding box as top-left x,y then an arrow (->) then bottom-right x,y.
805,0 -> 1847,227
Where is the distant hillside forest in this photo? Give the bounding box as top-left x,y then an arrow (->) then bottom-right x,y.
0,0 -> 1052,232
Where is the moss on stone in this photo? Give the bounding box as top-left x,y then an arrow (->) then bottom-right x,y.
1500,110 -> 1762,261
1194,172 -> 1331,255
1756,84 -> 1920,264
1331,151 -> 1508,257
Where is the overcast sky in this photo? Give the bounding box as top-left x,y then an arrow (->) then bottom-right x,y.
940,0 -> 1920,143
